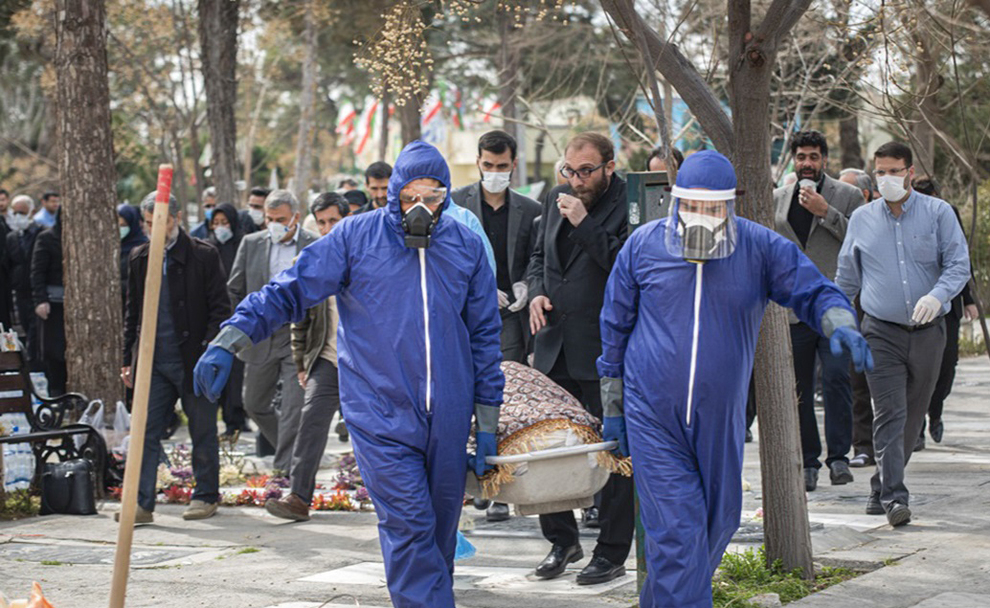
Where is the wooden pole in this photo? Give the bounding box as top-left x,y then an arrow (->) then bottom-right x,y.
108,164 -> 173,608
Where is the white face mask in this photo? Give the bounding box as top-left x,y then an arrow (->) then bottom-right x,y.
9,213 -> 30,231
248,208 -> 265,226
119,225 -> 130,240
678,210 -> 726,232
214,225 -> 233,244
481,171 -> 511,194
877,174 -> 909,202
268,221 -> 292,243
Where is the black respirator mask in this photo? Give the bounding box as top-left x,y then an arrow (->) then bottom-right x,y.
402,202 -> 442,249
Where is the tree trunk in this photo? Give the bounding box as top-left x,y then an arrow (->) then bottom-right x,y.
379,88 -> 391,162
728,0 -> 814,579
497,9 -> 526,187
399,95 -> 422,145
839,113 -> 863,170
293,0 -> 317,208
55,0 -> 123,406
912,32 -> 939,176
197,0 -> 239,206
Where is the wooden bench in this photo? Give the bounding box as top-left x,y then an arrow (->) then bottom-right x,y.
0,351 -> 107,496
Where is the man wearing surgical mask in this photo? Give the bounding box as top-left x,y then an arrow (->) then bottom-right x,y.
226,189 -> 319,473
599,150 -> 872,607
836,142 -> 970,528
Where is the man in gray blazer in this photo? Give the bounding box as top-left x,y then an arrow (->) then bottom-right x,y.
452,130 -> 541,365
228,189 -> 319,473
773,131 -> 863,492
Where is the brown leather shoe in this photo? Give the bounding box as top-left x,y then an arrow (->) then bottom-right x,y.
265,493 -> 311,522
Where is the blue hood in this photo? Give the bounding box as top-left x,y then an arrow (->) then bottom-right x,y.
386,140 -> 452,224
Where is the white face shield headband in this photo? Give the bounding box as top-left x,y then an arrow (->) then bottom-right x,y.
664,185 -> 738,261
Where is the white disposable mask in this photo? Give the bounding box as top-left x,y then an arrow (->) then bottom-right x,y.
119,225 -> 130,240
268,221 -> 291,243
877,174 -> 908,202
481,171 -> 511,194
248,207 -> 265,226
9,213 -> 30,231
678,210 -> 726,232
214,225 -> 233,244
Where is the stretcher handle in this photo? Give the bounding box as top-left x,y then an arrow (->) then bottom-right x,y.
485,441 -> 620,465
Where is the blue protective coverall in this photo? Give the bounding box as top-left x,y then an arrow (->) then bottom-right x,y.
220,141 -> 504,608
597,217 -> 854,608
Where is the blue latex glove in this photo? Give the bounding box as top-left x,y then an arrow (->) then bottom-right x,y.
193,345 -> 234,402
467,431 -> 497,477
602,416 -> 629,458
830,326 -> 874,373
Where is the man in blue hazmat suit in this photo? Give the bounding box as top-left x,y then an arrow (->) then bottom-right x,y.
596,150 -> 873,608
192,140 -> 504,608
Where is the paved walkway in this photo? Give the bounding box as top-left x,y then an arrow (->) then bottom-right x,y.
1,357 -> 987,607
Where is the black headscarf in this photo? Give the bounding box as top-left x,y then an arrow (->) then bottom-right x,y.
208,202 -> 243,274
118,203 -> 148,261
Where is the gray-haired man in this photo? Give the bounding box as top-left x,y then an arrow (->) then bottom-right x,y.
120,192 -> 232,523
227,190 -> 319,473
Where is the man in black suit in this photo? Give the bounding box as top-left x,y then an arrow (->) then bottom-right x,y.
452,130 -> 541,364
526,132 -> 633,585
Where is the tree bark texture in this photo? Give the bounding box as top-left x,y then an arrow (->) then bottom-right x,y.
912,32 -> 939,176
378,88 -> 390,162
293,0 -> 317,207
839,113 -> 864,170
198,0 -> 239,206
399,95 -> 422,145
497,9 -> 525,186
728,0 -> 814,578
54,0 -> 123,405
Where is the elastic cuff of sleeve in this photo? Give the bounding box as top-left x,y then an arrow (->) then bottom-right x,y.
211,325 -> 253,354
474,403 -> 500,435
821,307 -> 857,338
601,376 -> 624,418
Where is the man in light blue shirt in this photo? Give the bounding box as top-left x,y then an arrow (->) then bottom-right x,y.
33,192 -> 60,228
835,142 -> 970,527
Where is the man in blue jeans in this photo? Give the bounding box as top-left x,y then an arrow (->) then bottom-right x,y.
119,191 -> 232,523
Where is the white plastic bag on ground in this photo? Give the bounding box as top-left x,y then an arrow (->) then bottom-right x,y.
75,400 -> 105,450
107,401 -> 131,455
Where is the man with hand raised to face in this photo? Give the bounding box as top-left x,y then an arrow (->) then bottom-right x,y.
525,131 -> 634,586
598,150 -> 872,608
192,141 -> 503,608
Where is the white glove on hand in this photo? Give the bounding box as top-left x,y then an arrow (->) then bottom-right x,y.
508,281 -> 528,313
497,290 -> 510,309
912,294 -> 941,324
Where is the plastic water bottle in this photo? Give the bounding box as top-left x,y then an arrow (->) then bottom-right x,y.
30,372 -> 49,403
1,419 -> 34,491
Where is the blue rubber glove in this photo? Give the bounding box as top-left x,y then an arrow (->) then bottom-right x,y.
193,345 -> 234,403
468,431 -> 497,477
830,326 -> 874,373
602,416 -> 629,458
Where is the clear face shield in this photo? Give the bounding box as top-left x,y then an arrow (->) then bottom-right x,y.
664,186 -> 738,262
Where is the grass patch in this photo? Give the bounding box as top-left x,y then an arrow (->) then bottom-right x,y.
959,337 -> 986,358
712,547 -> 856,607
237,547 -> 260,555
40,560 -> 63,566
0,489 -> 40,520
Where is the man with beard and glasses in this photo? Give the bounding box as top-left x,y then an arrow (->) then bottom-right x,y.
773,130 -> 865,492
526,132 -> 633,586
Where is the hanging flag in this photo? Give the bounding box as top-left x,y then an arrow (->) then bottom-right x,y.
335,100 -> 357,146
451,84 -> 465,131
354,97 -> 379,155
421,89 -> 443,127
481,97 -> 502,123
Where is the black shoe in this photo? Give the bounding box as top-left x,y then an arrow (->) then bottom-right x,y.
804,467 -> 818,492
866,492 -> 884,515
930,419 -> 943,443
486,502 -> 510,522
582,506 -> 600,529
887,502 -> 912,527
745,428 -> 753,443
535,544 -> 583,580
576,555 -> 626,586
473,497 -> 491,511
336,420 -> 349,442
914,435 -> 926,452
829,461 -> 854,485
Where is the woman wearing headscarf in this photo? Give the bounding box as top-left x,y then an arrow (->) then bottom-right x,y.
207,202 -> 248,437
118,204 -> 148,312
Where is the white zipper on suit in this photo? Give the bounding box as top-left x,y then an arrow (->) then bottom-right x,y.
419,248 -> 432,413
686,262 -> 704,426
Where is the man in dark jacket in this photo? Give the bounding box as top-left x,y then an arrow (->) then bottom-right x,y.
119,191 -> 231,524
30,208 -> 66,394
526,132 -> 633,585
